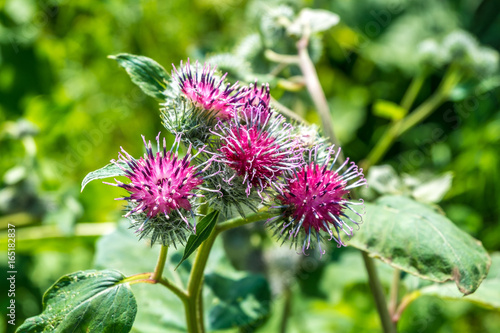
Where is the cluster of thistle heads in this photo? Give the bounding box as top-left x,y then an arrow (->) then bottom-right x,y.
106,60 -> 367,256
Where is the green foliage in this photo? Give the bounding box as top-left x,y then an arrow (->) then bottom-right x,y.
176,210 -> 219,269
3,0 -> 500,331
348,195 -> 490,295
110,54 -> 171,101
418,252 -> 500,309
205,273 -> 271,330
16,270 -> 137,333
81,161 -> 130,192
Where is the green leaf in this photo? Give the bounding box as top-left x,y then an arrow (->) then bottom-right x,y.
109,53 -> 170,100
205,273 -> 271,330
418,252 -> 500,309
94,222 -> 187,332
176,210 -> 219,269
16,270 -> 137,333
372,99 -> 407,120
287,9 -> 340,36
348,195 -> 490,295
93,220 -> 246,332
81,161 -> 129,192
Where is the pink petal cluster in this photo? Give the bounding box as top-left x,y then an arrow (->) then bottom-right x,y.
106,134 -> 211,227
172,60 -> 245,121
272,146 -> 366,256
215,109 -> 303,196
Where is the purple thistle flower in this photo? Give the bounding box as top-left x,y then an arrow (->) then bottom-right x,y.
104,133 -> 215,245
172,60 -> 246,121
213,108 -> 303,197
240,80 -> 271,108
268,145 -> 367,256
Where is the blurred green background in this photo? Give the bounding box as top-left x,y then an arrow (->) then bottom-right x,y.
1,0 -> 500,332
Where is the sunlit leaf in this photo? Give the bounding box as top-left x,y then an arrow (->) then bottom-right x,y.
16,270 -> 137,333
109,53 -> 170,100
81,161 -> 129,192
348,195 -> 490,295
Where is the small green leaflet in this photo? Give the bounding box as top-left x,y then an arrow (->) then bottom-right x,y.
176,210 -> 220,270
81,161 -> 130,192
109,53 -> 170,100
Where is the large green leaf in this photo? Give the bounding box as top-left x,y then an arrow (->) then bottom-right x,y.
81,161 -> 129,192
109,53 -> 170,100
417,252 -> 500,309
176,210 -> 219,269
205,273 -> 271,330
94,222 -> 187,333
16,270 -> 137,332
348,195 -> 490,295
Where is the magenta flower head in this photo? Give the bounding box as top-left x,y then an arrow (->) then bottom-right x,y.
171,59 -> 245,121
104,133 -> 214,246
213,107 -> 303,198
241,80 -> 271,108
268,145 -> 367,256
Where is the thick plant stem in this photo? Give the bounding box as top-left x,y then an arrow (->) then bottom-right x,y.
362,252 -> 397,333
187,226 -> 219,333
388,269 -> 401,318
181,210 -> 273,333
296,32 -> 341,151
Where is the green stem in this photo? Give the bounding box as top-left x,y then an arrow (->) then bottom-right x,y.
216,209 -> 274,234
151,245 -> 168,281
362,252 -> 397,333
156,277 -> 188,302
362,66 -> 461,171
279,286 -> 292,333
388,269 -> 401,318
122,272 -> 152,284
187,226 -> 218,333
401,73 -> 427,111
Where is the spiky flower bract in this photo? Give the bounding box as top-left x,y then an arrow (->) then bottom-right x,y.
268,145 -> 366,256
105,133 -> 214,246
172,59 -> 245,121
199,160 -> 261,219
160,95 -> 218,148
213,106 -> 303,197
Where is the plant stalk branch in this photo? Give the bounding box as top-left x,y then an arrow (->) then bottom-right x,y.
362,252 -> 397,333
296,33 -> 341,152
388,269 -> 401,317
151,245 -> 168,281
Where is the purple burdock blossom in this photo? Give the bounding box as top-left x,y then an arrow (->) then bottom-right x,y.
269,145 -> 366,256
241,80 -> 271,108
172,60 -> 246,121
213,108 -> 303,197
104,133 -> 215,245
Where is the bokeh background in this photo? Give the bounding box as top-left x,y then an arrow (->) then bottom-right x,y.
1,0 -> 500,332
